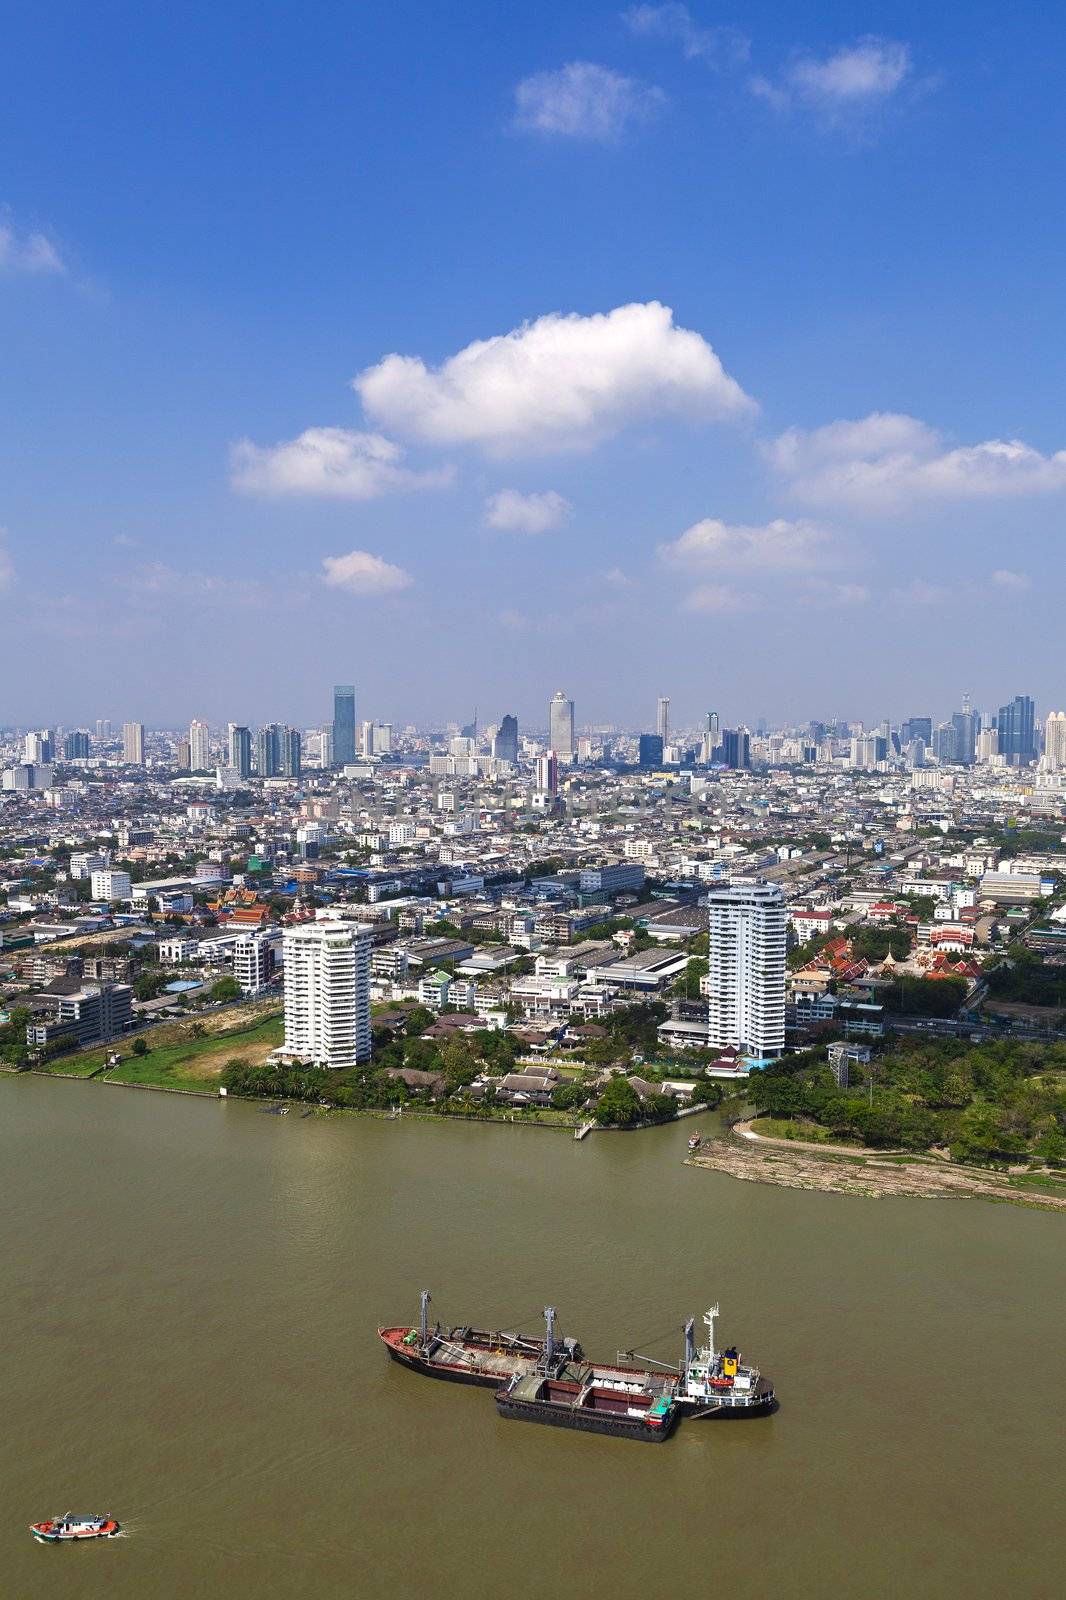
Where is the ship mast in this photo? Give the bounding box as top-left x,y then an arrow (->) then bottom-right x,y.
684,1317 -> 695,1370
704,1303 -> 719,1361
420,1289 -> 431,1346
543,1306 -> 556,1368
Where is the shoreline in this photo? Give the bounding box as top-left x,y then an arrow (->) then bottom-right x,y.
687,1126 -> 1066,1211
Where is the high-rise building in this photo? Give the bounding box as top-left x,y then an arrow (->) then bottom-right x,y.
189,719 -> 210,772
256,724 -> 280,778
706,879 -> 786,1060
63,731 -> 90,761
280,726 -> 302,778
901,717 -> 932,746
638,733 -> 664,769
535,752 -> 558,794
492,714 -> 519,765
932,722 -> 958,764
228,724 -> 252,779
282,921 -> 371,1069
720,728 -> 751,770
333,684 -> 356,767
951,702 -> 979,765
1044,711 -> 1066,771
997,695 -> 1036,766
700,711 -> 720,765
373,723 -> 393,755
122,721 -> 144,765
976,727 -> 999,764
656,697 -> 670,745
548,691 -> 575,762
318,726 -> 334,769
24,730 -> 54,764
176,738 -> 191,770
95,719 -> 111,740
233,932 -> 275,996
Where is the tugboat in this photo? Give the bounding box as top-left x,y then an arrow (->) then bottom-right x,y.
674,1304 -> 775,1416
378,1291 -> 582,1389
30,1514 -> 121,1543
688,1133 -> 702,1152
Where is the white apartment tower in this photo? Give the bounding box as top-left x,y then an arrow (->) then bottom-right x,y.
706,879 -> 786,1060
1043,711 -> 1066,771
656,697 -> 670,744
548,690 -> 575,762
122,721 -> 145,765
189,719 -> 211,772
233,932 -> 275,996
282,922 -> 371,1069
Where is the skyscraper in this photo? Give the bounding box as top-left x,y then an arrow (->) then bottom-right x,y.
122,721 -> 144,766
333,684 -> 356,767
656,697 -> 670,745
493,714 -> 519,765
706,879 -> 786,1060
189,719 -> 210,772
951,700 -> 979,765
282,921 -> 371,1068
1044,711 -> 1066,771
721,728 -> 751,770
638,732 -> 664,768
548,691 -> 575,762
535,752 -> 558,794
256,724 -> 280,778
64,730 -> 90,760
997,695 -> 1036,766
280,726 -> 302,778
228,723 -> 252,779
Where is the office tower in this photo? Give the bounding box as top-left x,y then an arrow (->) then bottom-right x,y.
901,717 -> 932,746
1044,711 -> 1066,771
228,724 -> 252,779
535,752 -> 558,794
319,726 -> 334,769
976,727 -> 999,763
638,732 -> 664,769
176,738 -> 191,769
932,722 -> 958,764
122,721 -> 145,765
656,697 -> 670,745
333,684 -> 356,767
233,932 -> 275,996
282,921 -> 371,1068
63,731 -> 90,760
256,724 -> 280,778
359,720 -> 375,757
95,718 -> 111,740
280,726 -> 302,778
721,728 -> 751,770
997,695 -> 1036,765
951,701 -> 979,765
492,714 -> 519,765
460,715 -> 478,742
373,723 -> 392,755
548,691 -> 575,762
189,719 -> 210,772
24,730 -> 53,763
706,879 -> 786,1060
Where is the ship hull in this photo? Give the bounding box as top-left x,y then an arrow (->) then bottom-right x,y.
383,1341 -> 509,1389
496,1393 -> 675,1441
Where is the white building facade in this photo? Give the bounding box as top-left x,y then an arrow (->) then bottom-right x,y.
706,879 -> 786,1060
282,922 -> 371,1069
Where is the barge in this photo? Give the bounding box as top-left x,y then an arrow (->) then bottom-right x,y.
381,1293 -> 774,1439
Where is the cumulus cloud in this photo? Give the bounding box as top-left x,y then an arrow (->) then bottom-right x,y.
659,515 -> 830,572
321,549 -> 413,596
355,302 -> 754,456
0,213 -> 64,275
513,61 -> 665,140
230,426 -> 453,499
683,584 -> 761,614
752,37 -> 912,114
484,488 -> 572,534
768,413 -> 1066,509
991,568 -> 1031,592
622,6 -> 749,66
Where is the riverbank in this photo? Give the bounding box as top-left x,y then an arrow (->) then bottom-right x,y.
688,1124 -> 1066,1210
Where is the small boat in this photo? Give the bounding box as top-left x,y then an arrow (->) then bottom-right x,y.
688,1133 -> 702,1152
30,1514 -> 121,1543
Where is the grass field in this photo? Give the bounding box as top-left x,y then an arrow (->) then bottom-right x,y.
41,1010 -> 284,1094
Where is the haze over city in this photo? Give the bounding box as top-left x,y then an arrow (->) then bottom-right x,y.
4,2 -> 1066,726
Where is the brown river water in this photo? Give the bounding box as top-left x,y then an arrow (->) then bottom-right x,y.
1,1074 -> 1061,1600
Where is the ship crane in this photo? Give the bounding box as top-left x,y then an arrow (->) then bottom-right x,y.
704,1303 -> 720,1362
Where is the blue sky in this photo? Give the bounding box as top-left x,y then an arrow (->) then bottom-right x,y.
2,2 -> 1064,732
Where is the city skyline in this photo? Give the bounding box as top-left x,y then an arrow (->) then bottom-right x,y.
4,5 -> 1066,720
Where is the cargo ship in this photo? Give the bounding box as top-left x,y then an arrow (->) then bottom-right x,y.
381,1293 -> 774,1439
30,1514 -> 121,1543
378,1291 -> 583,1388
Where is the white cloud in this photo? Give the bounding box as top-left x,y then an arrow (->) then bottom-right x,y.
484,488 -> 572,534
991,568 -> 1031,592
321,549 -> 413,596
622,6 -> 749,66
604,565 -> 635,587
355,301 -> 754,456
659,515 -> 830,572
230,426 -> 453,500
683,583 -> 760,614
768,412 -> 1066,510
752,37 -> 911,113
0,213 -> 64,275
513,61 -> 665,140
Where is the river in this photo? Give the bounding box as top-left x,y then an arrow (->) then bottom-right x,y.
1,1075 -> 1061,1599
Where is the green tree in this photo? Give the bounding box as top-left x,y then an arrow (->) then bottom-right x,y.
594,1076 -> 642,1127
210,975 -> 241,1002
